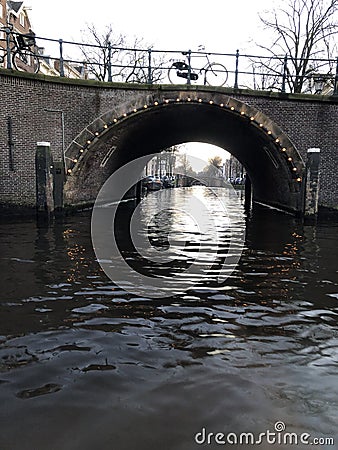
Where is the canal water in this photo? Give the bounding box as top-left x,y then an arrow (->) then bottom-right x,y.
0,187 -> 337,450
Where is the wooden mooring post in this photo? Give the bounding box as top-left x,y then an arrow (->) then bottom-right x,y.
35,142 -> 54,219
304,148 -> 320,218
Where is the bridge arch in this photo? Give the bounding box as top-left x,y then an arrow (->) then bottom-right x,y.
64,89 -> 305,213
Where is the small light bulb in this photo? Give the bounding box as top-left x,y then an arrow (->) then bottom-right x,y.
144,105 -> 148,108
67,169 -> 72,174
250,116 -> 254,121
282,147 -> 286,152
154,101 -> 158,106
230,106 -> 235,110
113,118 -> 117,123
87,140 -> 91,144
80,149 -> 84,153
123,113 -> 127,117
95,132 -> 99,136
241,111 -> 245,115
297,177 -> 302,182
187,98 -> 191,101
104,124 -> 108,129
293,167 -> 297,171
259,123 -> 263,127
73,159 -> 78,163
198,98 -> 202,102
275,138 -> 279,143
288,157 -> 292,161
267,130 -> 272,135
133,108 -> 137,112
209,100 -> 213,105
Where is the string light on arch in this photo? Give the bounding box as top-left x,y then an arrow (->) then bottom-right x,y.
66,97 -> 304,182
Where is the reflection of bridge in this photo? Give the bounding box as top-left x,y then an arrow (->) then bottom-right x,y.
0,70 -> 337,216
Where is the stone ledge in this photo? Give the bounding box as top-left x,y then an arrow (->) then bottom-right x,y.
0,68 -> 337,103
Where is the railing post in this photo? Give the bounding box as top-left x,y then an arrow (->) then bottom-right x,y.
5,27 -> 12,69
107,42 -> 112,82
334,57 -> 338,96
147,48 -> 152,84
234,49 -> 239,89
59,39 -> 65,77
282,54 -> 288,93
187,49 -> 192,85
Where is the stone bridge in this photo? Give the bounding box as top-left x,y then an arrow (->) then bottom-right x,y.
0,70 -> 337,215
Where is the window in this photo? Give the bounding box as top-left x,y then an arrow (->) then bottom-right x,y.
19,12 -> 25,27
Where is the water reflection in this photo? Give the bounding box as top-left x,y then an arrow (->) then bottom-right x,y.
0,188 -> 337,450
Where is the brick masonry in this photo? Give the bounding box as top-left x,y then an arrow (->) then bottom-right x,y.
0,70 -> 337,211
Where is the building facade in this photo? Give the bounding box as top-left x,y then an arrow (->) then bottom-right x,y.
0,0 -> 36,72
0,1 -> 84,78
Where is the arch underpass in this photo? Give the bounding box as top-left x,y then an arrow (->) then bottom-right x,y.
64,90 -> 306,214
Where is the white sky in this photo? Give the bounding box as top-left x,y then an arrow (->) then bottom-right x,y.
27,0 -> 275,52
26,0 -> 277,167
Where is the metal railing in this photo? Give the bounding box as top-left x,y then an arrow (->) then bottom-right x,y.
0,29 -> 337,95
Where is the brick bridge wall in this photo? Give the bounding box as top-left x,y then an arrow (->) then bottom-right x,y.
0,70 -> 337,211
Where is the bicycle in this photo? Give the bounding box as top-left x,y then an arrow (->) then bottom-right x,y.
168,48 -> 228,86
0,24 -> 40,74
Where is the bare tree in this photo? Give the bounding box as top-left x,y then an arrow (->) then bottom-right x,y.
202,155 -> 223,177
175,153 -> 196,177
79,24 -> 125,81
250,57 -> 285,91
256,0 -> 338,93
80,24 -> 167,83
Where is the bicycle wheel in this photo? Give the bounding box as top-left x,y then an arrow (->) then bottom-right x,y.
12,49 -> 40,74
0,47 -> 6,67
205,63 -> 228,86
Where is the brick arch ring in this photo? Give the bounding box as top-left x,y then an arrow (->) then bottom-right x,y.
64,90 -> 306,183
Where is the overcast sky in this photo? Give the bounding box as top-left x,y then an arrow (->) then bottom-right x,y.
26,0 -> 277,165
27,0 -> 277,55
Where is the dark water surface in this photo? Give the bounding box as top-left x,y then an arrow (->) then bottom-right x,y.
0,187 -> 337,450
